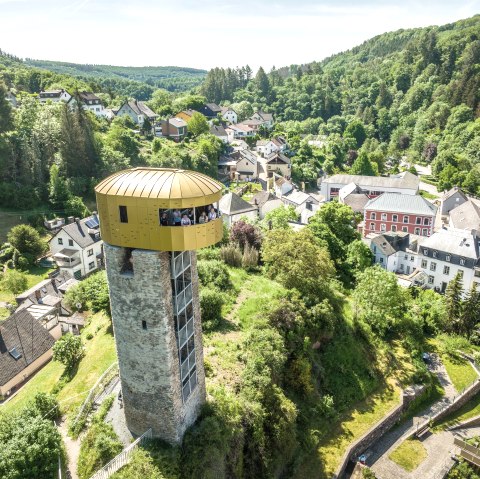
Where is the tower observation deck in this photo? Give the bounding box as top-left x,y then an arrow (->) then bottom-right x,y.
95,168 -> 224,443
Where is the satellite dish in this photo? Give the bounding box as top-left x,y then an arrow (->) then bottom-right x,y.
76,303 -> 82,310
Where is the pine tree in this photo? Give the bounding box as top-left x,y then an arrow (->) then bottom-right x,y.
255,67 -> 271,99
460,282 -> 480,337
445,272 -> 464,333
0,81 -> 13,133
350,152 -> 375,176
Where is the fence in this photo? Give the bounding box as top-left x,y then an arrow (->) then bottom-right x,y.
454,436 -> 480,468
71,362 -> 118,434
89,428 -> 153,479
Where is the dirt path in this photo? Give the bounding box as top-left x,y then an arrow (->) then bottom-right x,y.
57,417 -> 81,479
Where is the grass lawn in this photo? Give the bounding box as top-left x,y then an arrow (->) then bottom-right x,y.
389,438 -> 427,471
435,393 -> 480,430
442,354 -> 478,392
0,312 -> 116,418
0,265 -> 56,320
419,190 -> 438,200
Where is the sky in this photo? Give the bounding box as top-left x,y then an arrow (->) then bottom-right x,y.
0,0 -> 479,71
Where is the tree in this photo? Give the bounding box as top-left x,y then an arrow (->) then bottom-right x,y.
353,266 -> 408,336
52,333 -> 84,370
230,220 -> 262,251
147,88 -> 172,116
460,283 -> 480,337
261,206 -> 298,230
445,272 -> 464,333
64,271 -> 110,315
345,240 -> 373,279
350,152 -> 376,176
2,269 -> 28,294
187,112 -> 209,137
344,120 -> 367,148
7,224 -> 46,263
0,81 -> 13,133
48,164 -> 71,209
261,228 -> 334,301
255,67 -> 271,99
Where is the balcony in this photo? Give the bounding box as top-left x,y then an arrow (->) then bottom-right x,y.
52,249 -> 81,268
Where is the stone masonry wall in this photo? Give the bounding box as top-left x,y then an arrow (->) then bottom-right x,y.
104,243 -> 206,444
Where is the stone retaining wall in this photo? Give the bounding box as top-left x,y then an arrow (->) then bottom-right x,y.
333,385 -> 425,479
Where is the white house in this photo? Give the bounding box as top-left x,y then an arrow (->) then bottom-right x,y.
440,187 -> 468,216
219,192 -> 258,227
320,172 -> 420,200
210,124 -> 229,143
273,175 -> 293,197
449,200 -> 480,235
226,124 -> 255,139
413,228 -> 480,294
116,100 -> 157,126
256,140 -> 278,157
251,111 -> 274,129
250,191 -> 283,220
39,89 -> 72,103
49,214 -> 103,279
68,92 -> 106,117
220,107 -> 238,124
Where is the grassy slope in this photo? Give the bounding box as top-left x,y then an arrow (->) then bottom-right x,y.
0,312 -> 116,417
442,355 -> 478,392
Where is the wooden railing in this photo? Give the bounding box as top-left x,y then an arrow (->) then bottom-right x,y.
454,436 -> 480,467
89,428 -> 153,479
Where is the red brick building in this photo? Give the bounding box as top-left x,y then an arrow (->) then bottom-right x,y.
363,193 -> 437,237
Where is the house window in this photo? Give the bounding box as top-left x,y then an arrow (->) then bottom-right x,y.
87,249 -> 93,257
402,226 -> 408,232
404,254 -> 408,260
381,213 -> 387,221
475,270 -> 480,278
460,258 -> 466,266
444,266 -> 450,275
370,212 -> 376,220
58,238 -> 63,245
423,249 -> 428,256
430,262 -> 436,272
415,228 -> 420,235
403,216 -> 409,223
410,256 -> 414,261
424,218 -> 430,225
421,259 -> 427,268
416,217 -> 421,225
446,255 -> 451,262
88,261 -> 95,270
380,224 -> 386,232
422,228 -> 428,236
119,205 -> 128,223
433,251 -> 437,258
392,215 -> 398,222
68,239 -> 74,247
370,223 -> 375,230
379,257 -> 384,263
458,270 -> 464,279
392,225 -> 397,232
428,275 -> 434,284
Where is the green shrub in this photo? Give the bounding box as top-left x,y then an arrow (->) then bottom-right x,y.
197,247 -> 221,261
1,269 -> 28,294
16,256 -> 29,271
77,422 -> 123,479
64,271 -> 110,315
200,288 -> 224,325
86,332 -> 94,340
197,259 -> 232,291
220,244 -> 242,267
241,244 -> 259,270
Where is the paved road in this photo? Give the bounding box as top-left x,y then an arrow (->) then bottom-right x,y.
366,355 -> 460,479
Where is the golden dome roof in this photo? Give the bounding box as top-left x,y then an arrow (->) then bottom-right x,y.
95,167 -> 223,206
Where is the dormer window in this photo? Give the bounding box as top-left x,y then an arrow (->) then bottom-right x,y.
446,255 -> 451,262
433,251 -> 437,258
460,258 -> 466,266
423,249 -> 428,256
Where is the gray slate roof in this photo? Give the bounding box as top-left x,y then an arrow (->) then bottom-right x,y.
441,186 -> 468,202
124,100 -> 157,119
250,191 -> 275,208
420,228 -> 479,262
370,232 -> 410,256
16,271 -> 76,306
0,310 -> 56,386
219,192 -> 258,215
210,125 -> 227,137
324,172 -> 420,190
365,193 -> 437,216
449,200 -> 480,231
343,193 -> 370,213
55,216 -> 101,249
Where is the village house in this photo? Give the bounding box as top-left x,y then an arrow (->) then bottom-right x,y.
449,199 -> 480,235
440,186 -> 468,216
365,232 -> 419,275
157,118 -> 188,141
38,89 -> 72,103
412,228 -> 480,294
338,183 -> 370,214
226,123 -> 255,139
250,191 -> 283,219
220,106 -> 238,124
219,192 -> 258,226
251,111 -> 274,128
175,109 -> 199,122
257,152 -> 291,180
210,124 -> 229,143
320,172 -> 420,200
68,92 -> 106,117
0,310 -> 57,398
256,139 -> 279,157
116,100 -> 157,126
103,108 -> 118,120
49,214 -> 103,279
218,149 -> 258,181
239,118 -> 264,131
273,175 -> 293,197
200,103 -> 222,118
363,193 -> 437,237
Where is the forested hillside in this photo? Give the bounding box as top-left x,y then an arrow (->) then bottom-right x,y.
202,15 -> 480,194
25,59 -> 207,93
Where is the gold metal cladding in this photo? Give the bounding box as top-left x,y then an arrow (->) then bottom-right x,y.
95,168 -> 224,252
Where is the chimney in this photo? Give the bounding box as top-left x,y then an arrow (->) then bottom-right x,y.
68,216 -> 75,224
75,217 -> 80,225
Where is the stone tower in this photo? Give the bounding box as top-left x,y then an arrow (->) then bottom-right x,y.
95,168 -> 223,443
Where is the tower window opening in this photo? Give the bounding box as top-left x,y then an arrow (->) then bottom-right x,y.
119,205 -> 128,223
121,248 -> 134,275
142,320 -> 147,330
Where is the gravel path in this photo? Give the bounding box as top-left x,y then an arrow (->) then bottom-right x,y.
57,417 -> 80,479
